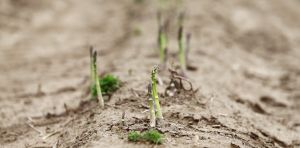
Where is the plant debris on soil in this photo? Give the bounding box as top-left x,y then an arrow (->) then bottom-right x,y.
1,0 -> 300,148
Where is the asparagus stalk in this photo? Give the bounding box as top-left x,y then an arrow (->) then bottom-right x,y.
151,66 -> 163,119
157,12 -> 168,65
185,33 -> 191,67
158,25 -> 167,64
178,12 -> 186,71
147,83 -> 156,127
90,48 -> 104,108
90,47 -> 96,99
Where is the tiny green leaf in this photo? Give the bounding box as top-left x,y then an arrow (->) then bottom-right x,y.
128,131 -> 143,142
100,74 -> 120,95
128,130 -> 164,144
143,129 -> 164,144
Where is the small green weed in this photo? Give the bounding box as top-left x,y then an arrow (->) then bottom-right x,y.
143,129 -> 164,144
100,74 -> 120,95
128,129 -> 164,144
91,74 -> 120,97
128,131 -> 143,142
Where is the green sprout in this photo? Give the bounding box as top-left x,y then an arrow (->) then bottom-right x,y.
89,47 -> 104,108
151,66 -> 163,120
147,83 -> 156,127
158,26 -> 167,63
157,12 -> 168,65
128,131 -> 142,142
90,48 -> 96,93
128,129 -> 164,144
178,12 -> 186,71
143,129 -> 164,144
91,74 -> 120,96
100,74 -> 120,95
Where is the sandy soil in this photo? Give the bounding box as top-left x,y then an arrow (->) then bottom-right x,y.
1,0 -> 300,147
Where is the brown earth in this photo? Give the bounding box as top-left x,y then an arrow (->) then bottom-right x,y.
1,0 -> 300,147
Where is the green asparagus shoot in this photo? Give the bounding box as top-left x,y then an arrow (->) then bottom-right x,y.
93,51 -> 104,108
90,47 -> 96,96
178,12 -> 186,71
151,66 -> 163,119
159,27 -> 167,63
90,47 -> 104,108
148,83 -> 156,127
90,47 -> 98,99
157,12 -> 168,65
